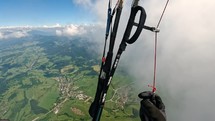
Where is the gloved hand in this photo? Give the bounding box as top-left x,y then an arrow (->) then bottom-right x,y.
138,91 -> 166,121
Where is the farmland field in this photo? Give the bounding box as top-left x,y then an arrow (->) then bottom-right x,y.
0,33 -> 140,121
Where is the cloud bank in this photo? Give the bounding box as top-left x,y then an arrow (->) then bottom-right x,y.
0,24 -> 61,39
56,24 -> 86,36
0,30 -> 29,39
0,24 -> 103,41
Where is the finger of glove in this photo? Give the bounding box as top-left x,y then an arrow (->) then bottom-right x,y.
138,91 -> 153,99
154,95 -> 165,110
141,100 -> 166,121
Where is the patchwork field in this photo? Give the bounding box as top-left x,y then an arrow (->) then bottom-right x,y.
0,35 -> 140,121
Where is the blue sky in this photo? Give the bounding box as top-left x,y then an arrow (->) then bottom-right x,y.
0,0 -> 96,26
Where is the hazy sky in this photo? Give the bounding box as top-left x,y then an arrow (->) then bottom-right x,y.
0,0 -> 96,26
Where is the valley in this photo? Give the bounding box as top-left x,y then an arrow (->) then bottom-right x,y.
0,35 -> 140,121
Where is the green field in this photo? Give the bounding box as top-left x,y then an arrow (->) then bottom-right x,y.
0,35 -> 141,121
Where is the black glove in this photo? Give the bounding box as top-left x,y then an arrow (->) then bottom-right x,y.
138,91 -> 166,121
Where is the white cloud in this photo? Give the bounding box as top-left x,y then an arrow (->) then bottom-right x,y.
55,24 -> 87,36
0,24 -> 62,30
0,24 -> 101,39
56,30 -> 62,36
0,32 -> 3,39
64,25 -> 80,35
11,31 -> 28,38
53,23 -> 61,28
42,23 -> 62,28
0,30 -> 29,39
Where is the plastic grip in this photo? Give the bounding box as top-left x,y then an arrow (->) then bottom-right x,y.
123,6 -> 146,44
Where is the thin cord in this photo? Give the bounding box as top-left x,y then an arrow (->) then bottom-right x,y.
152,0 -> 170,93
156,0 -> 170,28
152,32 -> 158,93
